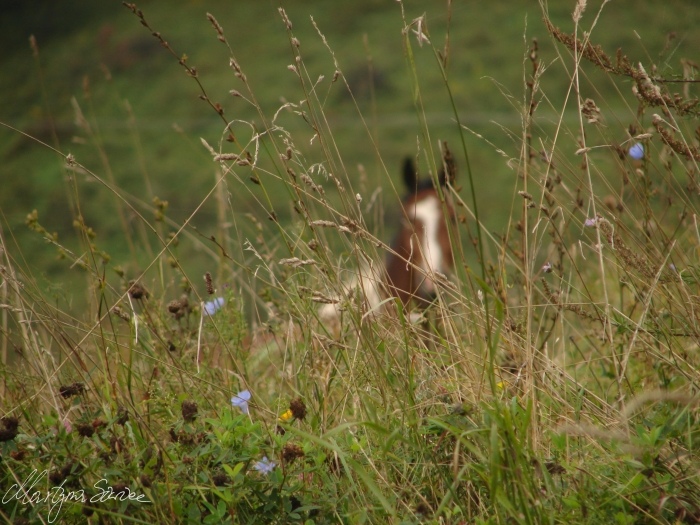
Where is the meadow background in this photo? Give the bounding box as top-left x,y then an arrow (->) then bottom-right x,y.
4,0 -> 696,296
2,0 -> 700,523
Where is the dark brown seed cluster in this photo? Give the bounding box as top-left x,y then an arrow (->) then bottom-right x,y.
10,448 -> 27,461
111,483 -> 129,498
212,472 -> 229,486
205,272 -> 215,295
281,443 -> 305,465
415,502 -> 432,518
128,280 -> 149,300
49,462 -> 74,485
289,398 -> 306,421
181,400 -> 198,422
59,382 -> 85,398
167,296 -> 190,320
0,416 -> 19,442
77,422 -> 95,438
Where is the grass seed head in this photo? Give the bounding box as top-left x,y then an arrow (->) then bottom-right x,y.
111,305 -> 131,322
206,13 -> 226,42
205,272 -> 215,294
168,296 -> 190,319
128,280 -> 149,300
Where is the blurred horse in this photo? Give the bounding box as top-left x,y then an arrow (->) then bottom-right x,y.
320,156 -> 456,324
385,157 -> 456,308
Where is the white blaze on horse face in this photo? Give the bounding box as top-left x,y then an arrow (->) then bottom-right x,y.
410,194 -> 444,294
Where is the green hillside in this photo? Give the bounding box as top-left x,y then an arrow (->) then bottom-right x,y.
3,0 -> 698,307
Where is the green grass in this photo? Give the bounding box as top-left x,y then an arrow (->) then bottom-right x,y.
3,0 -> 700,523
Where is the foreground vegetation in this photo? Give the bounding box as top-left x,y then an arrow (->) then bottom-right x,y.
2,0 -> 700,523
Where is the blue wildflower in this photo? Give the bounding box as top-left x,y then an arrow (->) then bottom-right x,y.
204,297 -> 225,316
628,142 -> 644,160
253,456 -> 276,475
231,390 -> 251,414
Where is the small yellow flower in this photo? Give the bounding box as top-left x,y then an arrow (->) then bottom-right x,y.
279,409 -> 294,422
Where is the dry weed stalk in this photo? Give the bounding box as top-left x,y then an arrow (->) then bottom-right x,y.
593,219 -> 677,284
544,17 -> 700,117
652,114 -> 700,162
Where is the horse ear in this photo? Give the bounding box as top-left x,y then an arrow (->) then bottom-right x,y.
403,157 -> 417,191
